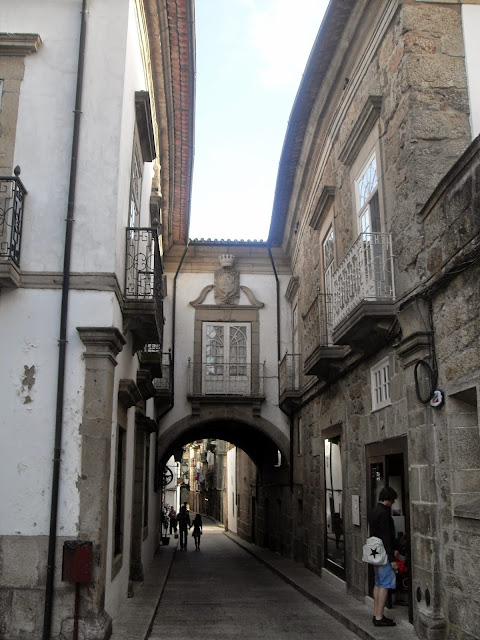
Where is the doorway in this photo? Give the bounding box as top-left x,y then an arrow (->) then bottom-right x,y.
366,437 -> 412,623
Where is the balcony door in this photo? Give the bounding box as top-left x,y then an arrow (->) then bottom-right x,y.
202,323 -> 251,395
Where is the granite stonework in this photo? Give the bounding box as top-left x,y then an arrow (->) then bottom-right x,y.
235,3 -> 479,640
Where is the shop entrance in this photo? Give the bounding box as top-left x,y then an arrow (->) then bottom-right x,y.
366,437 -> 412,623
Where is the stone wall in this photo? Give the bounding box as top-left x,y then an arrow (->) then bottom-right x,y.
258,3 -> 479,640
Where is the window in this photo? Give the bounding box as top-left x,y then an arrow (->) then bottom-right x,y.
114,426 -> 126,556
355,151 -> 380,235
371,357 -> 391,411
129,140 -> 142,229
202,322 -> 251,394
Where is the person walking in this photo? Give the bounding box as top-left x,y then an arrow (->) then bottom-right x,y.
191,514 -> 203,550
369,486 -> 399,627
177,504 -> 191,550
169,506 -> 177,536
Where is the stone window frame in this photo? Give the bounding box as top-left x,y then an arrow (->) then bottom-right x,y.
338,96 -> 385,236
0,33 -> 42,174
370,355 -> 391,412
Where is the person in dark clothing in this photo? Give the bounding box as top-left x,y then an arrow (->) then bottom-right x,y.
168,506 -> 177,535
177,505 -> 191,550
369,486 -> 399,627
191,514 -> 203,550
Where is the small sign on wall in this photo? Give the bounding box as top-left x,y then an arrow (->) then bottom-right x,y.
352,495 -> 361,526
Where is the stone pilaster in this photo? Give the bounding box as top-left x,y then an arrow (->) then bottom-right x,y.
76,327 -> 126,639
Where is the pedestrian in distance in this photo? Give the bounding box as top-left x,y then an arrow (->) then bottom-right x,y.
191,514 -> 203,550
177,504 -> 191,550
369,486 -> 399,627
169,506 -> 177,536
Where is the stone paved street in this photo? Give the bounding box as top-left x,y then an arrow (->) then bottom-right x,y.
148,518 -> 361,640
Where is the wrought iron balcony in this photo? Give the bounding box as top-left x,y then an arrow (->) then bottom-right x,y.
187,360 -> 265,399
153,352 -> 173,411
138,343 -> 163,378
123,223 -> 164,352
331,232 -> 396,349
0,171 -> 27,287
302,291 -> 349,378
278,353 -> 302,415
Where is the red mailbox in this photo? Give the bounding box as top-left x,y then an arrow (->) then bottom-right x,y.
62,540 -> 93,583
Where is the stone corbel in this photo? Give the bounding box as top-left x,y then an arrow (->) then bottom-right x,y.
135,412 -> 158,434
394,299 -> 432,368
118,379 -> 142,409
136,369 -> 155,400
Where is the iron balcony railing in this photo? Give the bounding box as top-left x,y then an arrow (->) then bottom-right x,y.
279,353 -> 302,395
153,352 -> 173,393
0,173 -> 27,266
187,360 -> 265,397
330,232 -> 395,328
303,290 -> 334,361
125,221 -> 164,346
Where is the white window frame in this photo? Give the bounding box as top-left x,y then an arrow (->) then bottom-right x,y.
202,322 -> 251,395
350,126 -> 384,236
371,356 -> 391,411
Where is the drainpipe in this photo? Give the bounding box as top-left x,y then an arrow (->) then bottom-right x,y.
43,2 -> 87,638
267,246 -> 281,363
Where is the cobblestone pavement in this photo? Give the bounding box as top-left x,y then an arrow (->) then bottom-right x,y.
148,518 -> 361,640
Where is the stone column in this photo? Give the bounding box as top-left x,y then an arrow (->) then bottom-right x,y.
77,327 -> 125,639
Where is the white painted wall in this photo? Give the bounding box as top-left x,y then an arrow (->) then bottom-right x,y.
1,0 -> 162,626
160,267 -> 290,442
462,5 -> 480,140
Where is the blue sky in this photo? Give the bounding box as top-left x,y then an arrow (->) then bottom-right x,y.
189,0 -> 329,242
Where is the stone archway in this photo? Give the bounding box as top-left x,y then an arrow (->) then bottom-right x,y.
157,409 -> 289,472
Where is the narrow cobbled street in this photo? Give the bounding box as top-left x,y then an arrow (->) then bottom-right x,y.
148,518 -> 360,640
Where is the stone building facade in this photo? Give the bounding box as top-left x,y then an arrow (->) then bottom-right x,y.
233,2 -> 480,640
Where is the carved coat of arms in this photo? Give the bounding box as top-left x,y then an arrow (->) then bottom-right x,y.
214,254 -> 240,305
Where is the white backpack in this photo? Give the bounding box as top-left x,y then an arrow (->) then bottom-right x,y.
362,536 -> 387,565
